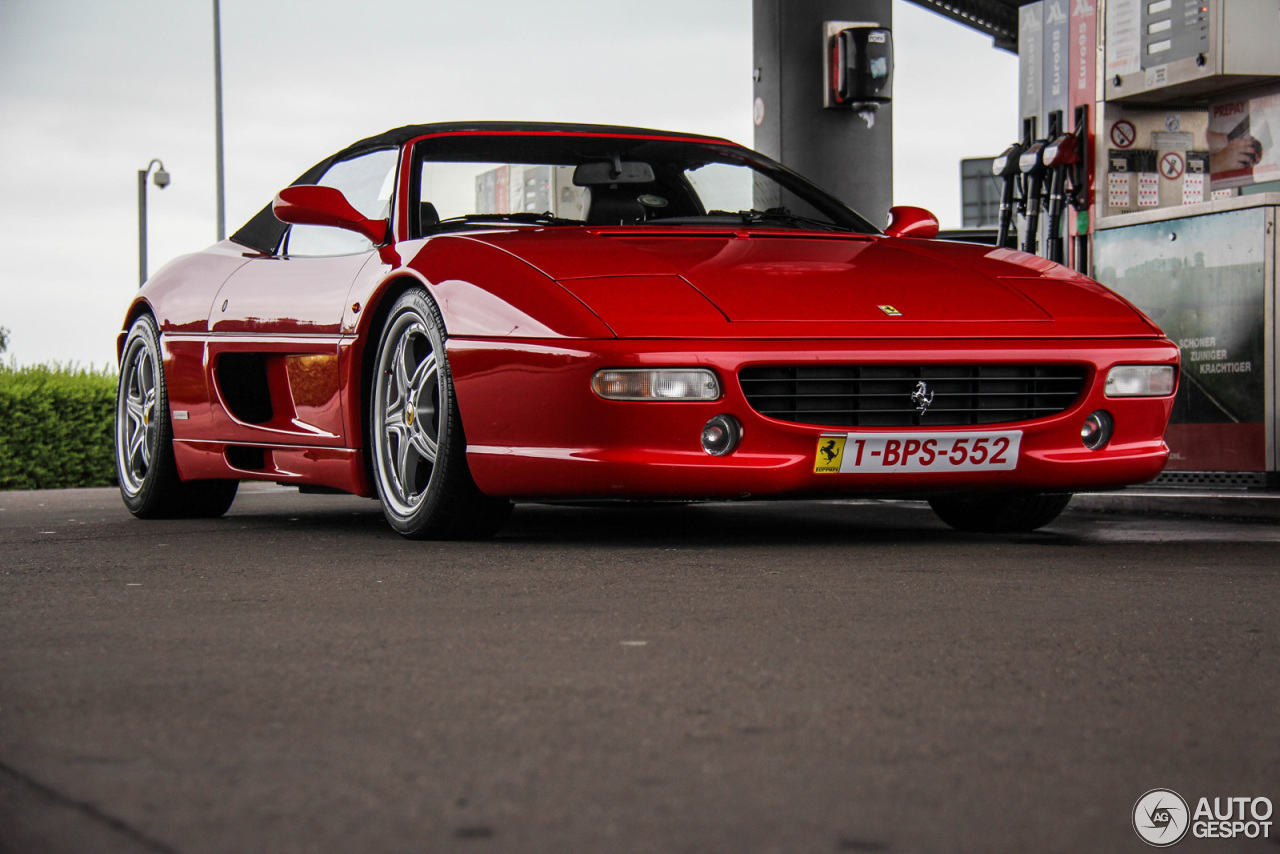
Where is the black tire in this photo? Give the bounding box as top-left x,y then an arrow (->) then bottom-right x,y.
368,289 -> 511,539
928,492 -> 1072,533
115,315 -> 239,519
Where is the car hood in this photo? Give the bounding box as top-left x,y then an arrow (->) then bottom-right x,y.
461,228 -> 1161,339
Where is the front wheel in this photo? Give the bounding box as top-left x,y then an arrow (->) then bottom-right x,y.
115,314 -> 238,518
369,289 -> 511,539
928,492 -> 1072,533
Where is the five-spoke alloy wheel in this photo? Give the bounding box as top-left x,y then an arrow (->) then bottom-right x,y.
370,290 -> 510,539
117,320 -> 161,498
115,314 -> 238,518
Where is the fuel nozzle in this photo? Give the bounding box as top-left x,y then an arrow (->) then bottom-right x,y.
1043,132 -> 1079,170
1018,139 -> 1049,255
1043,132 -> 1079,265
992,142 -> 1025,249
1018,139 -> 1049,178
993,142 -> 1026,179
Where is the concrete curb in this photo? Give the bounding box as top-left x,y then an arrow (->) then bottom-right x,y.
1072,488 -> 1280,522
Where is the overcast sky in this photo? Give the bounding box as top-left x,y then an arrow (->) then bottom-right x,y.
0,0 -> 1017,368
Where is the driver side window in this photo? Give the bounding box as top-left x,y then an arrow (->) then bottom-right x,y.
286,148 -> 398,257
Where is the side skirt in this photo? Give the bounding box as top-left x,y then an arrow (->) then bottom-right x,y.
172,439 -> 374,497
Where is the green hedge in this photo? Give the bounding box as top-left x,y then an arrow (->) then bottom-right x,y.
0,362 -> 118,490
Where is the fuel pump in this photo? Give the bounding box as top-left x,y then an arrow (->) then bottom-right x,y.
1068,105 -> 1091,274
991,142 -> 1025,249
1042,131 -> 1079,265
1018,138 -> 1049,256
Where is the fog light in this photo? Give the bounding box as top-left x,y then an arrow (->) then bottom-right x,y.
1081,410 -> 1114,450
592,368 -> 721,401
701,414 -> 742,456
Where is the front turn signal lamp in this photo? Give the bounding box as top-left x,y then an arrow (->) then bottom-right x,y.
592,368 -> 721,401
1104,365 -> 1176,397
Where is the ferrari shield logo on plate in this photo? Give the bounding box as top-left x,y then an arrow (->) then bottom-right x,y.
814,430 -> 1023,473
814,435 -> 847,473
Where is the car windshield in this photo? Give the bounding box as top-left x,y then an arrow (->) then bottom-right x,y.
411,135 -> 878,236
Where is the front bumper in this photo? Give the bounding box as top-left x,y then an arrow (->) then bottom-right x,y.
448,337 -> 1178,500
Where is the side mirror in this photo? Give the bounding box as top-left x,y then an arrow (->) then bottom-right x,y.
272,185 -> 388,245
884,206 -> 939,239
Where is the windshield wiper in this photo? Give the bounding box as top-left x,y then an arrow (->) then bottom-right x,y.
427,212 -> 582,232
716,208 -> 849,232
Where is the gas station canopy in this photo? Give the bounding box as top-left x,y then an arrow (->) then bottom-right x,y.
906,0 -> 1038,51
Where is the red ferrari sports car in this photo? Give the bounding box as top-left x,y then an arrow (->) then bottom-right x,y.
115,122 -> 1178,537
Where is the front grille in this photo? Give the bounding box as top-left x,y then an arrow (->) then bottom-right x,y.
738,364 -> 1089,428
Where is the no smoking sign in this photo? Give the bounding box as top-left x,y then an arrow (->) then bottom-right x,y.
1110,120 -> 1136,149
1160,152 -> 1185,180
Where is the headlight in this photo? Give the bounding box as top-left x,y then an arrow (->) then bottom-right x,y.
1104,365 -> 1176,397
591,368 -> 721,401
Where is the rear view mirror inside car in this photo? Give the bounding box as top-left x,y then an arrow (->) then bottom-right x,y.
573,160 -> 655,185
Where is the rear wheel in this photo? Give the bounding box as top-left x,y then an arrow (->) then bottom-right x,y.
928,492 -> 1071,533
115,315 -> 238,518
369,289 -> 511,539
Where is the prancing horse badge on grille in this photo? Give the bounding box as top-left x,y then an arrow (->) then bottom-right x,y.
911,380 -> 934,414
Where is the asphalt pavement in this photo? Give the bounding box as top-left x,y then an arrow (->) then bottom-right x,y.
1,485 -> 1277,853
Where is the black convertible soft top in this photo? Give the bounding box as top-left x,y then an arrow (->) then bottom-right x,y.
229,122 -> 729,255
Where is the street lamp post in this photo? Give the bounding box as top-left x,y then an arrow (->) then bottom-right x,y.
138,159 -> 170,286
213,0 -> 226,241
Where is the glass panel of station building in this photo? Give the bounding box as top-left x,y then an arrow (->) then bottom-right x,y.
960,157 -> 1000,228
